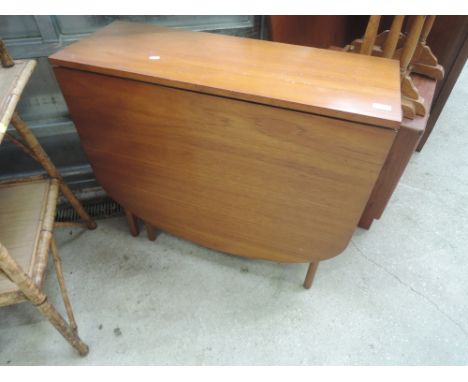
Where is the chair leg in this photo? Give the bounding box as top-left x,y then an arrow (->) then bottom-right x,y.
36,300 -> 89,356
0,243 -> 89,356
303,262 -> 319,289
10,112 -> 97,230
50,237 -> 77,332
144,221 -> 157,241
125,209 -> 140,237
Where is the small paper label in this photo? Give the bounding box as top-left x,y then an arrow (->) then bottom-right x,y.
372,103 -> 392,111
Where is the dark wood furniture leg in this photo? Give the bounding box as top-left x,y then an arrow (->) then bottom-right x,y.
144,222 -> 157,241
303,262 -> 319,289
124,209 -> 140,237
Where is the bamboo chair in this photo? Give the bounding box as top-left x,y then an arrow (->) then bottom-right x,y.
0,40 -> 96,230
1,40 -> 94,354
0,177 -> 88,355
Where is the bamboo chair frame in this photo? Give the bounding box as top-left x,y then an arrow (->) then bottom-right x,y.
0,39 -> 96,229
6,112 -> 97,230
0,40 -> 92,355
0,177 -> 88,355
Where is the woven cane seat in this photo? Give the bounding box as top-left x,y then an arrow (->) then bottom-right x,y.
0,178 -> 58,306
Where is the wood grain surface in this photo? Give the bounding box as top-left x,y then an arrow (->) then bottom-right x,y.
54,67 -> 396,262
49,21 -> 402,129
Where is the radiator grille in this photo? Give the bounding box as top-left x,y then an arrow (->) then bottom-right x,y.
55,197 -> 124,222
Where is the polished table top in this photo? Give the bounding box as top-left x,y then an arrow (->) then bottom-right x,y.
50,21 -> 402,129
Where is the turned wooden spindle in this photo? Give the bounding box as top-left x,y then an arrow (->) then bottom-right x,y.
382,16 -> 405,58
400,15 -> 427,119
400,16 -> 426,76
360,16 -> 381,55
411,16 -> 436,63
420,15 -> 436,44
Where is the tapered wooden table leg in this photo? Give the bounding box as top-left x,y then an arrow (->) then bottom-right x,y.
144,221 -> 157,241
303,262 -> 319,289
125,209 -> 140,237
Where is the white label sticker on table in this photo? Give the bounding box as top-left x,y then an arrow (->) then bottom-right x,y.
372,103 -> 392,111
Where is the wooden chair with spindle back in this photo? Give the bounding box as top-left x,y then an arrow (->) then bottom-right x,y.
0,39 -> 93,355
346,15 -> 443,119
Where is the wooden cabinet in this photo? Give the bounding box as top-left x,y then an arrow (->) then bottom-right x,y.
49,21 -> 401,279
